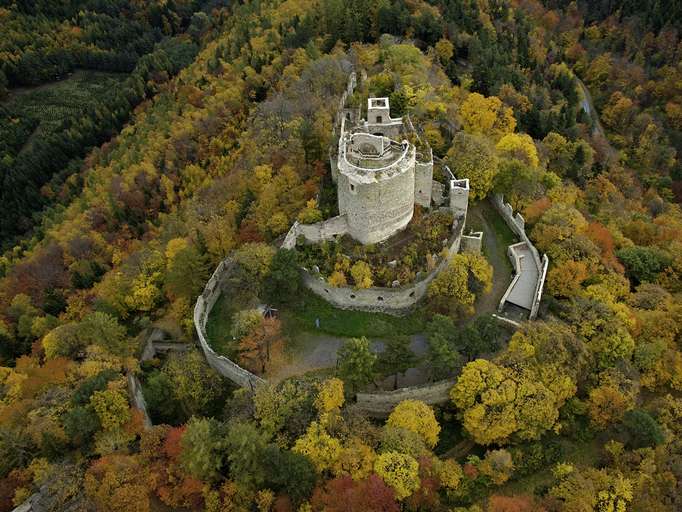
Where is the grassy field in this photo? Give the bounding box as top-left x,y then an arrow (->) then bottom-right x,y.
280,288 -> 426,339
1,70 -> 127,155
205,293 -> 246,358
467,200 -> 517,251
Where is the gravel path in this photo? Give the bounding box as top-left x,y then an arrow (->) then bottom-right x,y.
269,333 -> 429,387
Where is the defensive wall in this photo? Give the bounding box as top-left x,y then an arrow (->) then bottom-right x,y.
282,176 -> 473,314
491,194 -> 549,319
355,378 -> 456,417
297,213 -> 466,313
194,259 -> 265,390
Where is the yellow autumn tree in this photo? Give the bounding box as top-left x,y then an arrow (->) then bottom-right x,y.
446,133 -> 498,200
328,270 -> 348,287
386,400 -> 441,448
451,358 -> 571,445
297,199 -> 323,224
434,458 -> 463,492
350,261 -> 373,289
547,260 -> 589,298
374,451 -> 420,500
428,253 -> 493,314
495,133 -> 540,168
293,421 -> 342,473
315,378 -> 345,415
459,92 -> 516,139
333,437 -> 377,481
90,386 -> 131,432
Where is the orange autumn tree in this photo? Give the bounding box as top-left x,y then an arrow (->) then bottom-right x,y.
238,316 -> 284,375
586,222 -> 624,273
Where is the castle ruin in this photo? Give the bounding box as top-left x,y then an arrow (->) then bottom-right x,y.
335,97 -> 434,244
281,71 -> 482,313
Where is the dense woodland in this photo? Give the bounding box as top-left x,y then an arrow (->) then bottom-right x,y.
0,0 -> 681,511
0,0 -> 207,245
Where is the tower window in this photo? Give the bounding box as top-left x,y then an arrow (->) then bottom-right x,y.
376,115 -> 383,123
350,183 -> 355,192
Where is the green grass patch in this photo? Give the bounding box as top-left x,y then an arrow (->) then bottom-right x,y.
280,288 -> 425,339
479,200 -> 517,248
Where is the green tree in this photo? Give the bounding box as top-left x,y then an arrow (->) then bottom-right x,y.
164,243 -> 210,300
224,421 -> 270,489
622,409 -> 664,449
376,337 -> 418,390
163,350 -> 228,417
181,417 -> 226,482
616,246 -> 671,285
263,249 -> 303,305
337,337 -> 377,393
457,316 -> 503,361
264,445 -> 317,504
63,406 -> 100,446
143,371 -> 183,424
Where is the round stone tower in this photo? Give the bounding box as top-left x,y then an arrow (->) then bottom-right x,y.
337,131 -> 416,244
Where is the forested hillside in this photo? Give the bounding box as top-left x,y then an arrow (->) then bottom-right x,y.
0,0 -> 681,511
0,0 -> 206,245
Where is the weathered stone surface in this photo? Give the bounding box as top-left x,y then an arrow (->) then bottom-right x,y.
355,379 -> 456,417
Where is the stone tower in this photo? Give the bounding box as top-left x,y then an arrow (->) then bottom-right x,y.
336,97 -> 434,245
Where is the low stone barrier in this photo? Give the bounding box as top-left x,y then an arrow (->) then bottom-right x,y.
355,379 -> 456,417
295,214 -> 466,314
491,194 -> 548,319
193,259 -> 265,390
461,231 -> 483,254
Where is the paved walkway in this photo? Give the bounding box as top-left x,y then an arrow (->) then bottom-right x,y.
505,243 -> 539,311
577,77 -> 618,165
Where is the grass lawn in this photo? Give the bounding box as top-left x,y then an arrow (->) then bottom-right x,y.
205,293 -> 239,358
280,288 -> 425,339
470,200 -> 517,247
205,283 -> 264,357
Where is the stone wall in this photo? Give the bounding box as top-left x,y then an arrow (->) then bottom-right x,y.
127,373 -> 153,429
491,194 -> 548,319
194,260 -> 265,390
355,379 -> 456,417
282,215 -> 349,249
299,215 -> 465,313
461,232 -> 483,254
414,149 -> 434,207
